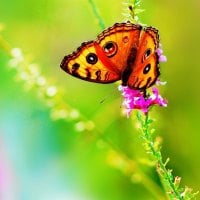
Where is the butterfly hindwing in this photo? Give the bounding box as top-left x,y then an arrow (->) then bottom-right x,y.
126,26 -> 160,89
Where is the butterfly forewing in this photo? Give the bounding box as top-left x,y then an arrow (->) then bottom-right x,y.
61,41 -> 120,83
97,23 -> 142,72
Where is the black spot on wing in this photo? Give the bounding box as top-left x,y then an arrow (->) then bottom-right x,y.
86,53 -> 98,65
104,72 -> 110,81
143,64 -> 151,74
71,63 -> 80,76
145,77 -> 152,88
72,63 -> 80,71
86,68 -> 91,79
95,70 -> 101,81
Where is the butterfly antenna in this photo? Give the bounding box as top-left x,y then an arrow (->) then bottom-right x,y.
99,88 -> 119,104
99,97 -> 106,104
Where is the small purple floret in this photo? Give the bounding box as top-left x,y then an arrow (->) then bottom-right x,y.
118,86 -> 168,117
156,44 -> 167,63
156,79 -> 167,86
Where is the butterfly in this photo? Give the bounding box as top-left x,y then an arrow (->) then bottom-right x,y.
60,22 -> 160,90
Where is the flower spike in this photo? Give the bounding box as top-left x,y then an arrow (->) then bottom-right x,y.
119,85 -> 168,117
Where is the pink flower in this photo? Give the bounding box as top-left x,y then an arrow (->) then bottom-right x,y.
156,79 -> 167,86
156,45 -> 167,63
118,85 -> 168,117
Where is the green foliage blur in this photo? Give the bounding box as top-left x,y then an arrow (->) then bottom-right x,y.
0,0 -> 200,199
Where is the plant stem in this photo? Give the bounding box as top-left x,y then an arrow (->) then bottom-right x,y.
88,0 -> 106,30
137,112 -> 183,200
91,99 -> 166,199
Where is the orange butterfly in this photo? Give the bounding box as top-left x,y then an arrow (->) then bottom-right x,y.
60,22 -> 160,90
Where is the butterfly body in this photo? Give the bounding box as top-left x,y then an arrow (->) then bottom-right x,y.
60,22 -> 160,90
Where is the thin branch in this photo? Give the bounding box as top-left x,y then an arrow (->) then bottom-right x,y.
88,0 -> 106,30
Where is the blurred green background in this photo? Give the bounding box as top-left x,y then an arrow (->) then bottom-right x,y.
0,0 -> 200,199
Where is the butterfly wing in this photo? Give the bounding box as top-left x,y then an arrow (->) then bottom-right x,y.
126,26 -> 160,89
60,41 -> 120,83
96,23 -> 142,72
60,23 -> 142,84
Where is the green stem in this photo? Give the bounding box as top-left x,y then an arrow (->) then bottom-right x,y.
92,103 -> 166,199
138,112 -> 183,200
88,0 -> 106,30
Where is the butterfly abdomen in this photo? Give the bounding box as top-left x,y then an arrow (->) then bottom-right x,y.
121,47 -> 137,86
